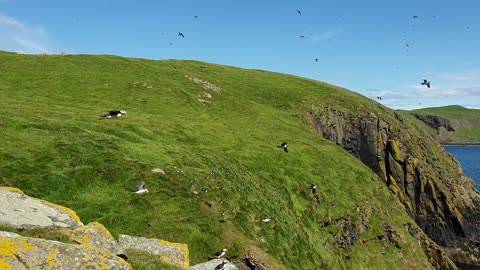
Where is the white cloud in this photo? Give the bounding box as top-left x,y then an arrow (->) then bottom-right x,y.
299,30 -> 341,44
308,31 -> 339,43
363,85 -> 480,110
0,14 -> 54,54
437,71 -> 480,82
367,85 -> 480,100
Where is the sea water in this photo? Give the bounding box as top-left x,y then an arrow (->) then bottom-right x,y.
442,146 -> 480,269
443,145 -> 480,187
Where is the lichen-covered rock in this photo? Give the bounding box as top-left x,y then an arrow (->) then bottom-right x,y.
190,259 -> 237,270
117,234 -> 189,269
61,222 -> 117,254
0,231 -> 131,270
0,187 -> 83,230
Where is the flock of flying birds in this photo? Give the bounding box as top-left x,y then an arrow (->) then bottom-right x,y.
175,10 -> 444,105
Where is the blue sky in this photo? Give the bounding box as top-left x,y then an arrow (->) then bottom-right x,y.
1,0 -> 479,110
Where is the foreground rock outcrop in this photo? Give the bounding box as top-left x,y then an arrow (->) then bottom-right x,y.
0,187 -> 190,269
307,106 -> 480,265
190,259 -> 237,270
117,234 -> 190,269
0,187 -> 83,230
0,231 -> 131,270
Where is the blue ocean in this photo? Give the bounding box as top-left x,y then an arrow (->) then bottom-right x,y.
443,145 -> 480,187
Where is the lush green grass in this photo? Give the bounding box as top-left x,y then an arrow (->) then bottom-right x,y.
399,105 -> 480,143
0,51 -> 434,269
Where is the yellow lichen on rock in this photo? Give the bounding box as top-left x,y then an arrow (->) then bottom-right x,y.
159,239 -> 190,269
40,199 -> 82,223
0,187 -> 24,194
388,140 -> 403,161
0,231 -> 132,270
61,222 -> 117,254
118,234 -> 190,269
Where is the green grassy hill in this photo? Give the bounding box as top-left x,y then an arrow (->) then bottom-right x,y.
399,105 -> 480,144
0,51 -> 437,269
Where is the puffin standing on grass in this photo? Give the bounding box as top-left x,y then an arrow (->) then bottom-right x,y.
99,110 -> 127,120
214,248 -> 227,259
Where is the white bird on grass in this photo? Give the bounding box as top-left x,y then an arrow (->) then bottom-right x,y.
133,175 -> 149,194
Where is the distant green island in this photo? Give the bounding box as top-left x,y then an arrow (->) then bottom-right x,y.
398,105 -> 480,144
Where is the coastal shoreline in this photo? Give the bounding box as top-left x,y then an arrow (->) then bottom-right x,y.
441,143 -> 480,146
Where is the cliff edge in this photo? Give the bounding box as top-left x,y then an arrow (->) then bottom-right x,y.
306,106 -> 480,265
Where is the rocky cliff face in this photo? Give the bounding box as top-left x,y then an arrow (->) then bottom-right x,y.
306,107 -> 480,265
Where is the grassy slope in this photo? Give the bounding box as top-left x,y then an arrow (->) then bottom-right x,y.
399,105 -> 480,143
0,51 -> 433,269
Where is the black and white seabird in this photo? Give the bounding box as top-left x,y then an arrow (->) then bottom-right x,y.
310,184 -> 317,194
178,32 -> 185,38
377,96 -> 382,100
296,9 -> 302,16
99,110 -> 127,120
421,79 -> 431,88
214,260 -> 228,270
215,248 -> 227,259
133,175 -> 149,194
277,142 -> 288,153
262,216 -> 271,223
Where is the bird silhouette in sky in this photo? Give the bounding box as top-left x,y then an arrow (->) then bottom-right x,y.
421,79 -> 430,88
178,32 -> 185,38
315,58 -> 318,62
297,9 -> 302,16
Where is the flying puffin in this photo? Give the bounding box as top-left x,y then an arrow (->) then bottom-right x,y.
133,175 -> 149,194
99,110 -> 127,120
278,142 -> 288,153
421,79 -> 430,88
214,248 -> 227,259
